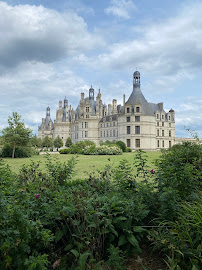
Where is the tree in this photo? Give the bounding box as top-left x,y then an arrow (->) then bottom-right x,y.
65,137 -> 73,147
54,136 -> 63,150
42,136 -> 53,149
30,134 -> 42,148
2,112 -> 32,158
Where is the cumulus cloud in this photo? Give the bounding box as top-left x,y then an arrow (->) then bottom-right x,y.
0,1 -> 103,70
105,0 -> 136,19
99,2 -> 202,85
175,97 -> 202,137
0,61 -> 90,134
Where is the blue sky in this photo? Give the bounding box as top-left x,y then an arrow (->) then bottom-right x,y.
0,0 -> 202,137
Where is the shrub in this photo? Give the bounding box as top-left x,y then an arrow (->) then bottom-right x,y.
59,148 -> 71,154
1,143 -> 33,158
82,145 -> 122,155
155,141 -> 202,220
150,196 -> 202,270
116,141 -> 127,152
65,137 -> 73,147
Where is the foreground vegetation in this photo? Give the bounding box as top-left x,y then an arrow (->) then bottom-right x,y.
0,141 -> 201,270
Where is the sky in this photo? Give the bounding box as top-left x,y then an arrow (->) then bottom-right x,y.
0,0 -> 202,138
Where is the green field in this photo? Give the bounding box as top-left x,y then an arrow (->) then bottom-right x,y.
3,151 -> 161,179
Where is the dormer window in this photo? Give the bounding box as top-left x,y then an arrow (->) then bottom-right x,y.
127,107 -> 130,113
86,107 -> 89,112
136,106 -> 140,113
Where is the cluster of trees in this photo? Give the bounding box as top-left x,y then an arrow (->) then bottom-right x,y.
0,112 -> 73,158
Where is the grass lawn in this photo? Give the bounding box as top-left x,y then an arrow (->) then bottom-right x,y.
3,151 -> 161,179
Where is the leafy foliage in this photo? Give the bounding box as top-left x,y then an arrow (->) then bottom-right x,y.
1,143 -> 33,158
0,140 -> 201,269
42,136 -> 53,149
65,137 -> 73,147
53,136 -> 63,149
2,112 -> 32,158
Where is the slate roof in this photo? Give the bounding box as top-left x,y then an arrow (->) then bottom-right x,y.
126,86 -> 164,115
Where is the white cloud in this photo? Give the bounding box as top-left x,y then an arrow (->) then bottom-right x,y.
0,1 -> 103,70
98,2 -> 202,92
105,0 -> 136,19
0,61 -> 90,134
175,97 -> 202,137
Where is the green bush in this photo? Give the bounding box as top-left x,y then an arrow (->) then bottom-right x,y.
116,141 -> 127,152
1,143 -> 33,158
82,145 -> 122,155
59,148 -> 71,154
150,196 -> 202,270
155,141 -> 202,220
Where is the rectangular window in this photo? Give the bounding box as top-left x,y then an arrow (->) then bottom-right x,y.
162,130 -> 164,136
157,140 -> 159,147
127,107 -> 130,113
82,122 -> 83,128
162,115 -> 164,119
157,114 -> 159,119
169,130 -> 171,137
127,139 -> 131,147
169,141 -> 171,148
157,129 -> 159,136
101,131 -> 102,137
127,126 -> 131,134
86,114 -> 89,118
136,106 -> 140,113
169,123 -> 171,128
135,126 -> 140,134
85,122 -> 88,128
162,122 -> 164,127
127,117 -> 130,122
110,130 -> 112,137
107,130 -> 109,137
136,139 -> 140,148
135,116 -> 140,122
169,116 -> 171,120
113,122 -> 115,126
113,130 -> 115,137
157,122 -> 159,126
85,131 -> 88,138
104,131 -> 105,137
107,123 -> 108,127
86,107 -> 89,112
82,131 -> 83,138
101,124 -> 102,128
162,140 -> 164,147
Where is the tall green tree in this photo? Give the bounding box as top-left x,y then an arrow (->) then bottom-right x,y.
2,112 -> 32,158
30,134 -> 42,148
65,137 -> 73,147
54,136 -> 63,150
42,136 -> 53,149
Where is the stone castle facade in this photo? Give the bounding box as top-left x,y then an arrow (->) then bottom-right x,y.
38,71 -> 175,150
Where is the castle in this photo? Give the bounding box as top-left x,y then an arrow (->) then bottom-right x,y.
38,71 -> 175,150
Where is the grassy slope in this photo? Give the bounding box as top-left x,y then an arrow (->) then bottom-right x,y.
3,151 -> 161,179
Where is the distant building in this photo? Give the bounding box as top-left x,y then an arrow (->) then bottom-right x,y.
38,71 -> 175,150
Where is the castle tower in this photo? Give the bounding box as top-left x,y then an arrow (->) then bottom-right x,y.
64,97 -> 68,108
46,106 -> 50,117
89,86 -> 94,100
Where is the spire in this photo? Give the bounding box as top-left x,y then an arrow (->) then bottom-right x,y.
133,70 -> 140,89
89,85 -> 94,100
46,106 -> 50,117
64,96 -> 68,108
